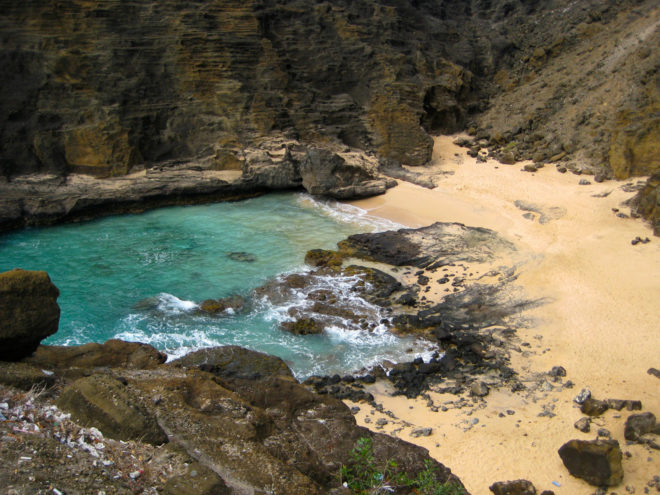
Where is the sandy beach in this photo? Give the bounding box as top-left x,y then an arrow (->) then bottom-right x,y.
346,136 -> 660,494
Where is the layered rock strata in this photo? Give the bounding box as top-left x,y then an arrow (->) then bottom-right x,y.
2,0 -> 656,193
0,137 -> 393,232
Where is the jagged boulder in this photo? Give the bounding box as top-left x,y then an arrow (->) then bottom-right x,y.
171,345 -> 295,380
624,412 -> 658,441
56,374 -> 168,446
300,147 -> 389,199
0,269 -> 60,361
558,439 -> 623,487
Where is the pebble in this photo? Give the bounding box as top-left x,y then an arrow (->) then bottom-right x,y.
411,427 -> 432,437
574,388 -> 591,404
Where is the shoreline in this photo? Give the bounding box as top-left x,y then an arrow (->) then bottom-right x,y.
345,136 -> 660,494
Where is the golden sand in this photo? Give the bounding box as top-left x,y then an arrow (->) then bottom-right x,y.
345,136 -> 660,494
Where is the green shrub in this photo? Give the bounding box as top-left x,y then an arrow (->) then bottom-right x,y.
339,437 -> 465,495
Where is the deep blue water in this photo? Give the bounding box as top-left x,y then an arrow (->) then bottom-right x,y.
0,193 -> 435,378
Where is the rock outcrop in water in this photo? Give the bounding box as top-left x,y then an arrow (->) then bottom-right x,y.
0,341 -> 466,494
0,269 -> 60,361
0,269 -> 466,494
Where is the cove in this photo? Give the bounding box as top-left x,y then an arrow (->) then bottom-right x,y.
0,193 -> 435,379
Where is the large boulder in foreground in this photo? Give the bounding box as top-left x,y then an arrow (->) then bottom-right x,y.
558,439 -> 623,487
0,269 -> 60,361
56,374 -> 168,446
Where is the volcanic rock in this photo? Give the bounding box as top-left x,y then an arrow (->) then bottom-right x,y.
574,417 -> 591,433
300,147 -> 389,199
56,374 -> 168,446
580,397 -> 609,416
24,339 -> 167,376
281,317 -> 324,335
199,295 -> 246,315
558,439 -> 623,487
0,269 -> 60,361
489,479 -> 537,495
624,412 -> 657,441
171,345 -> 294,381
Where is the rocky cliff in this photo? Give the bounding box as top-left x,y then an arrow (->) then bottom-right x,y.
2,0 -> 656,182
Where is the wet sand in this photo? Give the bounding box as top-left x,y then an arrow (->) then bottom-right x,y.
346,136 -> 660,494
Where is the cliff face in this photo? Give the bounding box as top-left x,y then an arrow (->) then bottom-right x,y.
1,0 -> 657,181
0,0 -> 474,178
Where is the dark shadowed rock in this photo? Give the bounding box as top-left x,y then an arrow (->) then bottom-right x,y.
558,439 -> 623,487
489,479 -> 537,495
56,374 -> 168,445
340,222 -> 516,268
574,417 -> 591,433
281,317 -> 324,335
633,173 -> 660,236
580,397 -> 609,416
624,412 -> 657,441
171,345 -> 295,380
0,269 -> 60,361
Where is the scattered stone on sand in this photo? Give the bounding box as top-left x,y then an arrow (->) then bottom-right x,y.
648,368 -> 660,380
624,412 -> 658,441
558,439 -> 623,487
471,381 -> 490,397
489,479 -> 537,495
0,269 -> 60,361
411,427 -> 433,438
580,397 -> 610,417
574,417 -> 591,433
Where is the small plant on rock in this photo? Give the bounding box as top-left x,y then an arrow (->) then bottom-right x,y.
339,437 -> 465,495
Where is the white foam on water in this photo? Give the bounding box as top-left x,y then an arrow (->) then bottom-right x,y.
154,293 -> 198,314
296,193 -> 403,233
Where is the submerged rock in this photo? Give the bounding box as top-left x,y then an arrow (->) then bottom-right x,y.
226,251 -> 257,263
0,269 -> 60,361
558,439 -> 623,487
199,295 -> 246,315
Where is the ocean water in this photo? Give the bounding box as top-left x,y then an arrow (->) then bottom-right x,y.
0,193 -> 436,379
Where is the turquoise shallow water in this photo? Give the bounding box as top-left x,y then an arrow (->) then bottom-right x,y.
0,193 -> 435,379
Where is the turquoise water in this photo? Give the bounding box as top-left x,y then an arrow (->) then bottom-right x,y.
0,193 -> 435,379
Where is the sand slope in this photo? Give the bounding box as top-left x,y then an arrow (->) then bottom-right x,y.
347,136 -> 660,494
